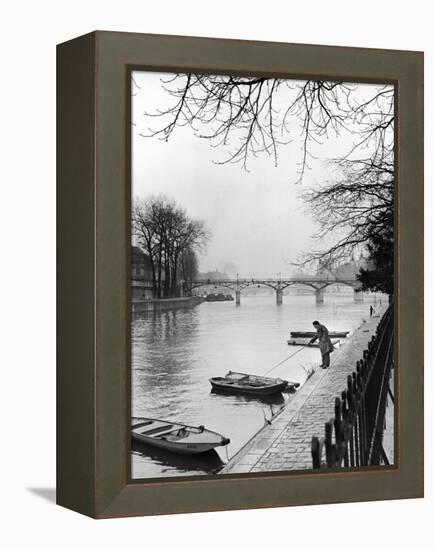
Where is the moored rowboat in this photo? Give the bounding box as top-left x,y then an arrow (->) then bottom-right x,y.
287,338 -> 340,347
210,370 -> 299,396
131,418 -> 230,454
290,330 -> 349,338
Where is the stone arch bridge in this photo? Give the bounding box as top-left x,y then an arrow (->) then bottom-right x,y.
183,277 -> 364,305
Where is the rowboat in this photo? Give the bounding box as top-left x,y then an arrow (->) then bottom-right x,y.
287,338 -> 340,347
131,418 -> 230,454
290,330 -> 349,338
132,436 -> 225,473
210,371 -> 298,396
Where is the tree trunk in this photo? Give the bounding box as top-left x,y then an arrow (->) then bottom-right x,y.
157,246 -> 162,299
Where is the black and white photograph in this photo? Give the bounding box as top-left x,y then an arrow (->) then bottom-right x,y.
3,0 -> 430,539
130,70 -> 395,479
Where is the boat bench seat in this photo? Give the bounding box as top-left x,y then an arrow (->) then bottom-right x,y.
134,420 -> 154,428
140,424 -> 174,436
157,429 -> 184,439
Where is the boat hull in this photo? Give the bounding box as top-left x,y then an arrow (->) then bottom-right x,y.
290,331 -> 349,338
132,433 -> 222,454
287,338 -> 340,347
131,418 -> 229,455
210,378 -> 289,396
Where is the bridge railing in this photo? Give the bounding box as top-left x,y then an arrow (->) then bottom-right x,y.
311,305 -> 394,469
184,276 -> 360,292
186,276 -> 359,284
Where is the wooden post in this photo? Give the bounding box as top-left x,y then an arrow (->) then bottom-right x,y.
346,376 -> 356,467
334,397 -> 346,467
352,372 -> 360,466
311,436 -> 322,468
341,390 -> 350,467
325,420 -> 335,467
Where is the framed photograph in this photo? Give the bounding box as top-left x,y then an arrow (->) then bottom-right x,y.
57,31 -> 423,518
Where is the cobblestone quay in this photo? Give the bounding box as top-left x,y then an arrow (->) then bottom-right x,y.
222,305 -> 388,474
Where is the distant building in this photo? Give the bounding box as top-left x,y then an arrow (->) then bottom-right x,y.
131,246 -> 154,300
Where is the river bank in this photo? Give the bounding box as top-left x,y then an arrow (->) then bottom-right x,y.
221,303 -> 390,474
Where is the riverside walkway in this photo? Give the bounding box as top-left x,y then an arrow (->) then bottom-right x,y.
222,304 -> 389,474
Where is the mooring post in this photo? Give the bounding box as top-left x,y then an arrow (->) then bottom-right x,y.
235,289 -> 241,306
276,289 -> 283,305
354,289 -> 364,303
315,288 -> 324,304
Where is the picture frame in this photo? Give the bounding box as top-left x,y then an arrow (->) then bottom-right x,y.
57,30 -> 423,518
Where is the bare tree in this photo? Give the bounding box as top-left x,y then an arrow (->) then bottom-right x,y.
300,85 -> 394,270
141,74 -> 358,183
132,198 -> 159,295
132,195 -> 210,298
300,155 -> 394,266
180,248 -> 199,285
170,218 -> 209,295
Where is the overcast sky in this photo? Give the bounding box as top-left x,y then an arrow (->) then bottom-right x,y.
131,71 -> 387,277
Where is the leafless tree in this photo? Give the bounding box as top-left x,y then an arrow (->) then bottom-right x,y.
138,75 -> 394,278
141,74 -> 359,183
180,248 -> 199,283
300,155 -> 394,266
300,85 -> 394,267
132,195 -> 210,297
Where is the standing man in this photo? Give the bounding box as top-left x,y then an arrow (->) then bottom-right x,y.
370,305 -> 374,317
308,320 -> 334,369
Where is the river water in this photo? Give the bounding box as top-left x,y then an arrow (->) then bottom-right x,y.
131,292 -> 383,479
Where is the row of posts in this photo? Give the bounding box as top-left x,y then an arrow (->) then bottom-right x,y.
311,305 -> 394,469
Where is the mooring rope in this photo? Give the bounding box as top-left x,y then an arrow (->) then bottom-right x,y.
263,346 -> 307,376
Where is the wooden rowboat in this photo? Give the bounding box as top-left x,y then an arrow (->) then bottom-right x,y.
290,330 -> 349,338
131,418 -> 230,455
210,371 -> 298,396
287,338 -> 340,347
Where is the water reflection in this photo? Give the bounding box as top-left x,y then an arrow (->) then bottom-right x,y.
209,388 -> 286,407
131,439 -> 225,476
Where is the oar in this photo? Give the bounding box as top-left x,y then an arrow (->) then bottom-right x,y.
263,346 -> 306,376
